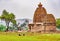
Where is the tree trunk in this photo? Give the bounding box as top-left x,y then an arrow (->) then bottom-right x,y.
5,21 -> 10,32
5,27 -> 9,32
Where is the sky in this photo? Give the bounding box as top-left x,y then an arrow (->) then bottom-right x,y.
0,0 -> 60,19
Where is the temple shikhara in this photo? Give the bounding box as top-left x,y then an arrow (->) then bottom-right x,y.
28,3 -> 56,33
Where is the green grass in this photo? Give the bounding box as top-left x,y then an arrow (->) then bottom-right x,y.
0,32 -> 60,41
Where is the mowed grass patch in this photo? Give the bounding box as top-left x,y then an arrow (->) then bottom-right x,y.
0,32 -> 60,41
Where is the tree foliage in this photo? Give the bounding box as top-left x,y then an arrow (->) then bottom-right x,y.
56,18 -> 60,29
0,10 -> 16,31
56,18 -> 60,26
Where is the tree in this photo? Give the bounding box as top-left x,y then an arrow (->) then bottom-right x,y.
20,19 -> 29,30
0,10 -> 16,31
11,20 -> 16,26
11,20 -> 17,30
56,18 -> 60,29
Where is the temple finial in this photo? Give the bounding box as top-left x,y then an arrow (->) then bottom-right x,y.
38,2 -> 42,7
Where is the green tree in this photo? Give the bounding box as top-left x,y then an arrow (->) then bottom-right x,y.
20,19 -> 29,30
11,20 -> 17,30
56,18 -> 60,29
0,10 -> 16,31
11,20 -> 16,26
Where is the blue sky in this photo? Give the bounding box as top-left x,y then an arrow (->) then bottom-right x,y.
0,0 -> 60,19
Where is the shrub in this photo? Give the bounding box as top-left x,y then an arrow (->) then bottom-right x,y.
0,25 -> 6,31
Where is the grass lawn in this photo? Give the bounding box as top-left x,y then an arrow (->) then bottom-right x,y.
0,32 -> 60,41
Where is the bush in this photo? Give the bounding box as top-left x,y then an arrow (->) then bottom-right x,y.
0,25 -> 6,31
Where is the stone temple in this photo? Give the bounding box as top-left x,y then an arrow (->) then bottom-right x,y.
28,3 -> 56,33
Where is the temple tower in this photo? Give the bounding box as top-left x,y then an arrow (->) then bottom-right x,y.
33,3 -> 47,23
